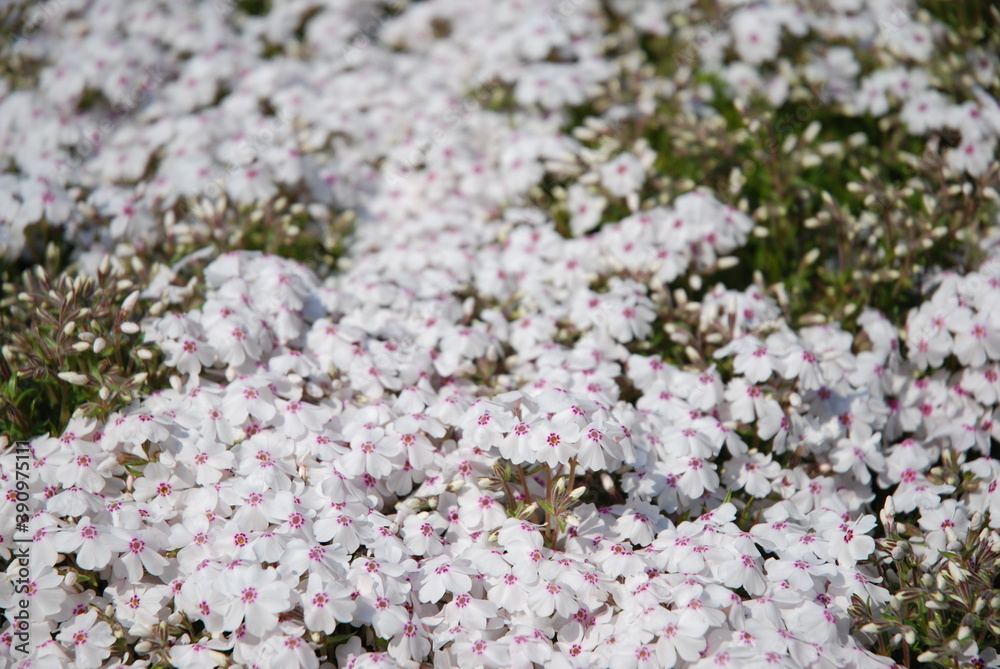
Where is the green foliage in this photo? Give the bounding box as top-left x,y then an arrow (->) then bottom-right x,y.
1,243 -> 167,441
1,195 -> 353,443
851,452 -> 1000,667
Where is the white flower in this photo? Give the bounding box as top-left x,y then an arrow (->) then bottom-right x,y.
600,153 -> 645,198
825,515 -> 877,566
222,378 -> 277,425
441,591 -> 498,631
132,462 -> 190,504
458,489 -> 508,531
453,635 -> 510,668
56,610 -> 115,669
402,512 -> 449,556
530,419 -> 581,467
952,311 -> 1000,366
106,528 -> 169,581
676,455 -> 720,499
301,573 -> 357,634
418,555 -> 474,603
614,500 -> 668,546
0,565 -> 66,620
176,438 -> 235,485
55,442 -> 112,492
649,608 -> 709,666
731,6 -> 783,64
52,518 -> 114,570
831,425 -> 886,484
161,337 -> 217,376
918,499 -> 970,550
232,432 -> 297,490
566,183 -> 607,236
947,136 -> 997,177
169,638 -> 231,669
107,581 -> 171,636
715,549 -> 766,595
724,452 -> 781,498
221,566 -> 293,637
276,398 -> 331,438
341,425 -> 403,478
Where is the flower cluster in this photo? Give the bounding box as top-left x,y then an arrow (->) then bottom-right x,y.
0,251 -> 886,668
1,0 -> 1000,667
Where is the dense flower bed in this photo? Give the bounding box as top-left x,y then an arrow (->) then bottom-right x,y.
1,0 -> 1000,667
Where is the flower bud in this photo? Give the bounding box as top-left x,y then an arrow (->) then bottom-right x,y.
120,321 -> 140,334
93,337 -> 106,353
121,290 -> 140,314
58,372 -> 89,385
